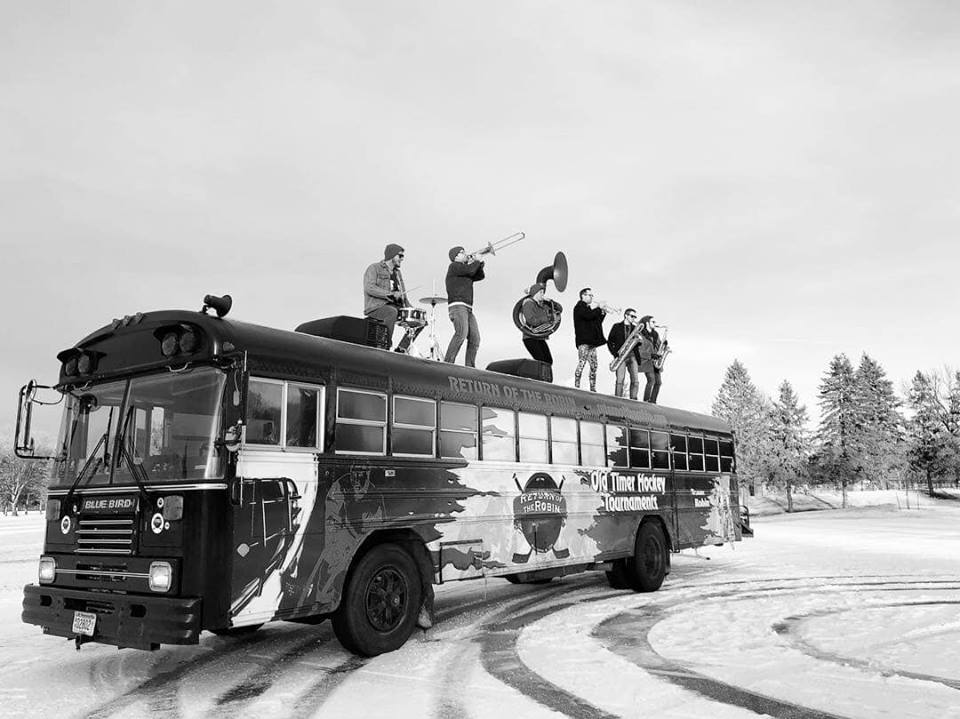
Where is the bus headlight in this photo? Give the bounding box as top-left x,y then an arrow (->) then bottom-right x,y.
148,562 -> 173,592
38,556 -> 56,584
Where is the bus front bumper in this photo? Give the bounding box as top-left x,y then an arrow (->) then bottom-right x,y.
22,584 -> 202,650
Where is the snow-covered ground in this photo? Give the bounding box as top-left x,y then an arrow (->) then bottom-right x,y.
2,501 -> 959,719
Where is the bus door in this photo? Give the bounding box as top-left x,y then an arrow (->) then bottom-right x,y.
229,477 -> 302,623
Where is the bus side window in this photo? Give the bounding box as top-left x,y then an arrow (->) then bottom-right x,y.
518,412 -> 548,463
650,431 -> 670,470
580,421 -> 605,467
248,379 -> 283,446
670,434 -> 688,471
481,406 -> 516,462
606,424 -> 628,467
704,437 -> 721,472
439,402 -> 478,460
688,435 -> 705,471
719,438 -> 735,472
286,383 -> 322,449
336,388 -> 387,455
550,416 -> 578,465
629,427 -> 650,469
393,396 -> 436,457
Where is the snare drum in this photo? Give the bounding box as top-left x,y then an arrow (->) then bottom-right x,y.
398,307 -> 427,327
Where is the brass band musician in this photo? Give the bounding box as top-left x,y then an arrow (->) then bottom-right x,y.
573,287 -> 607,392
519,283 -> 555,364
607,309 -> 641,399
443,246 -> 486,367
637,315 -> 666,403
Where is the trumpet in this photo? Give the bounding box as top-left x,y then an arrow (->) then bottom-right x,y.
593,300 -> 621,314
466,232 -> 525,261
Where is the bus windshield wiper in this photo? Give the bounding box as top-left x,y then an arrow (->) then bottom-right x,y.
60,429 -> 108,519
115,406 -> 153,510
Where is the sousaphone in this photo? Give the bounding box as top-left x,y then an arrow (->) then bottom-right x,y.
512,251 -> 567,339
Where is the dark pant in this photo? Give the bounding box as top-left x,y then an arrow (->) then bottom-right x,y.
366,305 -> 398,349
523,337 -> 553,364
615,356 -> 640,399
445,305 -> 480,367
643,369 -> 662,403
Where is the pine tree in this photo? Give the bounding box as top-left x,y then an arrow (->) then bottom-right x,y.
762,380 -> 809,512
815,354 -> 861,507
712,360 -> 769,497
852,354 -> 905,489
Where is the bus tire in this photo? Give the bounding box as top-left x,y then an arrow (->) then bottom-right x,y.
332,543 -> 423,657
605,559 -> 631,589
626,522 -> 667,593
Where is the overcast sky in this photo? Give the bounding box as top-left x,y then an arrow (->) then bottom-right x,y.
2,1 -> 958,441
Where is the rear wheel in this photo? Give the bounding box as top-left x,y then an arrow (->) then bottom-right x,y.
332,543 -> 423,656
626,522 -> 667,592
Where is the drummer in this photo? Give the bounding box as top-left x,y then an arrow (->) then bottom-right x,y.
363,243 -> 414,351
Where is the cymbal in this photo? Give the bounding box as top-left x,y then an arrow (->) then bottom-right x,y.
419,295 -> 448,305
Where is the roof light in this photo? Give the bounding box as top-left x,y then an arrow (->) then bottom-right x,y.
77,353 -> 94,374
64,357 -> 78,376
160,332 -> 180,357
179,329 -> 199,354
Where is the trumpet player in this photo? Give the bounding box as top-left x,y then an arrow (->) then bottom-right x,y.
638,315 -> 665,404
607,309 -> 641,400
573,288 -> 607,392
443,246 -> 486,367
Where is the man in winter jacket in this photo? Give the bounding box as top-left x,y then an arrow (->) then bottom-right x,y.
443,246 -> 486,367
363,243 -> 408,349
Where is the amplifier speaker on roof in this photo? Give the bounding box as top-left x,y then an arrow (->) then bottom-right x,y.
295,316 -> 390,349
485,358 -> 553,383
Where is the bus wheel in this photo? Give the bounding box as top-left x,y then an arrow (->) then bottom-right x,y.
627,522 -> 667,593
332,544 -> 423,657
605,559 -> 631,589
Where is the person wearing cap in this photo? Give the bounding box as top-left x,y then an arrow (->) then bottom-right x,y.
637,315 -> 665,403
443,246 -> 486,367
363,243 -> 409,350
573,287 -> 607,392
607,309 -> 641,399
519,283 -> 554,364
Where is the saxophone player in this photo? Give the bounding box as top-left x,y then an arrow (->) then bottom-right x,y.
638,315 -> 666,403
607,309 -> 641,399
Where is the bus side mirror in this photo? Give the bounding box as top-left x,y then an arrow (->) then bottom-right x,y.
15,381 -> 55,460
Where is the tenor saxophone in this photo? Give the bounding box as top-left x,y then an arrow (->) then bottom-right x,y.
609,323 -> 642,372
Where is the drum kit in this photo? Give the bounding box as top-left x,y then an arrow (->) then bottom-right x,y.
393,232 -> 527,361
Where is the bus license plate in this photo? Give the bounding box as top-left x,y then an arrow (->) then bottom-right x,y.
72,610 -> 97,637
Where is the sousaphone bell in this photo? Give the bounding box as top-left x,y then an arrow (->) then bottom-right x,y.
512,251 -> 567,339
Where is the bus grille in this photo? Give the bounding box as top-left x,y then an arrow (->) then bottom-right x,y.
76,517 -> 136,555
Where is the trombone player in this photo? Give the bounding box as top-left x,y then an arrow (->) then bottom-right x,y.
443,246 -> 486,367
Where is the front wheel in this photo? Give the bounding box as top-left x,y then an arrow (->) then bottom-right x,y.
626,522 -> 667,592
332,543 -> 423,657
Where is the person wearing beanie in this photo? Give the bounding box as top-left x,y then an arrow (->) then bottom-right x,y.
637,315 -> 666,403
572,287 -> 608,392
443,246 -> 486,367
518,283 -> 555,365
363,243 -> 409,350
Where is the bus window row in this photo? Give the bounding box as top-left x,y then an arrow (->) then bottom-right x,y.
331,386 -> 734,473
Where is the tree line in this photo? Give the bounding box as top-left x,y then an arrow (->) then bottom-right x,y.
0,439 -> 49,515
712,355 -> 960,510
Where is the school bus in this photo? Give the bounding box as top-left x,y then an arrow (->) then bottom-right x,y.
16,298 -> 744,656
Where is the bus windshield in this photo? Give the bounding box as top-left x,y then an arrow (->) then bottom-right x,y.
53,367 -> 227,487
